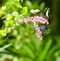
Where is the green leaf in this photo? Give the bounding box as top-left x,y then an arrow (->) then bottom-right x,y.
23,45 -> 35,59
6,0 -> 16,9
23,7 -> 28,16
38,38 -> 52,61
39,2 -> 45,11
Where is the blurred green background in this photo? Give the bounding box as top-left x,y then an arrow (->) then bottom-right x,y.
0,0 -> 60,61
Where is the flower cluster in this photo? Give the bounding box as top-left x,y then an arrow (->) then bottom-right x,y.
23,16 -> 49,40
31,16 -> 49,24
18,16 -> 49,40
19,16 -> 49,24
33,22 -> 42,40
2,15 -> 49,40
2,9 -> 49,40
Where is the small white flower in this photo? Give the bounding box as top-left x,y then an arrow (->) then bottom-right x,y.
30,9 -> 40,14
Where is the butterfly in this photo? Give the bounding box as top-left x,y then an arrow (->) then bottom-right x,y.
43,7 -> 50,19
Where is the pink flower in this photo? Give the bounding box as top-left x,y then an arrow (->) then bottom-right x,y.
33,22 -> 42,40
17,16 -> 49,40
23,18 -> 31,24
39,17 -> 49,24
31,16 -> 49,24
19,16 -> 49,25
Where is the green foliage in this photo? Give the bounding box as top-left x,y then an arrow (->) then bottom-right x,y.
0,0 -> 60,61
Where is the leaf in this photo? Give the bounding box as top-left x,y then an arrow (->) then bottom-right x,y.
23,7 -> 28,16
23,45 -> 35,59
38,38 -> 52,61
6,0 -> 16,9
